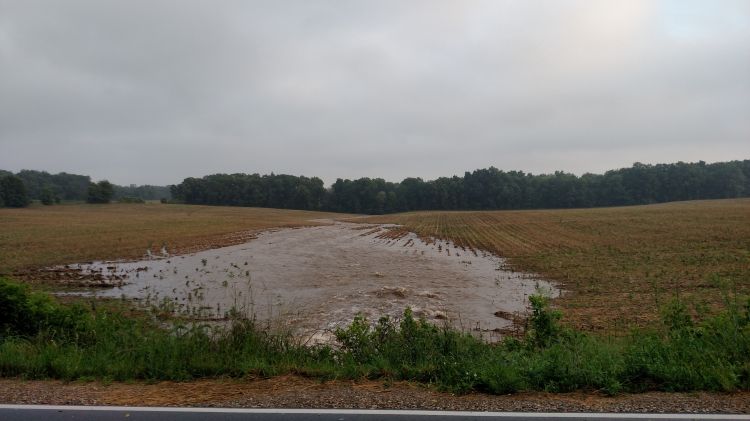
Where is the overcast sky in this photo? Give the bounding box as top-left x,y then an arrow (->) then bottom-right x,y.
1,0 -> 748,186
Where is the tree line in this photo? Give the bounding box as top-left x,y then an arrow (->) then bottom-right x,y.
169,160 -> 750,214
4,160 -> 748,211
0,169 -> 171,208
170,173 -> 326,210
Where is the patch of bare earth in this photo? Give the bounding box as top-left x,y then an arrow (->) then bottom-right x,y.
358,199 -> 750,333
0,377 -> 747,413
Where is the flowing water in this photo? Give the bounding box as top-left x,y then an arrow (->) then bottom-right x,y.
66,222 -> 558,341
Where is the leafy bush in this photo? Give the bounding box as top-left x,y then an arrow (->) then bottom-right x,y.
0,278 -> 748,394
526,294 -> 565,348
0,278 -> 90,340
624,297 -> 750,392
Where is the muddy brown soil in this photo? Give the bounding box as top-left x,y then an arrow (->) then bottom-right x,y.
63,222 -> 557,341
0,377 -> 747,413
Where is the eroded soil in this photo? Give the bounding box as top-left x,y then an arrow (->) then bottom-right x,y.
62,222 -> 557,340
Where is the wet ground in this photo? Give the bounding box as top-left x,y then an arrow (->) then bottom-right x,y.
64,222 -> 557,341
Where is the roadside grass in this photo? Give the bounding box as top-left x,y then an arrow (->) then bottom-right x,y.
1,277 -> 748,394
0,203 -> 347,274
359,199 -> 750,332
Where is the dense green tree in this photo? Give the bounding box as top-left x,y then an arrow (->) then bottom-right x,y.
5,169 -> 173,204
0,175 -> 30,208
87,180 -> 114,204
15,170 -> 91,201
170,173 -> 326,211
168,160 -> 750,214
39,187 -> 55,205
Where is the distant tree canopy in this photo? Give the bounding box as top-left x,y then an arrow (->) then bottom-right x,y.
0,169 -> 171,204
113,184 -> 172,201
4,160 -> 749,212
170,173 -> 326,210
170,160 -> 750,214
86,180 -> 114,204
0,175 -> 30,208
39,187 -> 55,205
15,170 -> 90,202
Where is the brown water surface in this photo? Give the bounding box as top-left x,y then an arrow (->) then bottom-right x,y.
69,222 -> 558,341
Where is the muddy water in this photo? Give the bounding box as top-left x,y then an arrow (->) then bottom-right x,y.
70,222 -> 557,341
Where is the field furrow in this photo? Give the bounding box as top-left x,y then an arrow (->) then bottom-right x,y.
361,199 -> 750,331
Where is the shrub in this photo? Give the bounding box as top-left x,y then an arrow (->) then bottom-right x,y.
0,277 -> 90,340
1,282 -> 747,394
526,294 -> 565,348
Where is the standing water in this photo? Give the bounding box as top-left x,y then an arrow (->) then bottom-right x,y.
66,222 -> 558,341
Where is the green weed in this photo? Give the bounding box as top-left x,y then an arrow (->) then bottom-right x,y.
1,277 -> 748,394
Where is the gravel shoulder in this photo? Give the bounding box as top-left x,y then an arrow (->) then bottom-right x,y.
0,377 -> 747,414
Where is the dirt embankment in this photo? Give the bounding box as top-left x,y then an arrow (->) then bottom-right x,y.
0,377 -> 747,413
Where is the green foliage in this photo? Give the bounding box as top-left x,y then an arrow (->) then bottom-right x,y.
0,278 -> 90,341
526,294 -> 565,348
39,187 -> 55,205
170,173 -> 326,210
113,184 -> 171,201
0,278 -> 748,394
86,180 -> 114,204
623,297 -> 750,392
171,160 -> 750,214
15,170 -> 90,202
335,308 -> 489,390
5,159 -> 750,211
0,175 -> 30,208
3,169 -> 171,203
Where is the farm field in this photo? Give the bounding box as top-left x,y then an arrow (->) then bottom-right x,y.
2,199 -> 748,332
361,199 -> 750,331
0,199 -> 749,397
0,203 -> 347,274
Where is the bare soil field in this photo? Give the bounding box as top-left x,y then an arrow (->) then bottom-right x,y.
4,200 -> 748,332
0,203 -> 347,274
359,199 -> 750,332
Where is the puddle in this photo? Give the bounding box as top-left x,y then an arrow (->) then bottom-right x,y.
63,222 -> 558,341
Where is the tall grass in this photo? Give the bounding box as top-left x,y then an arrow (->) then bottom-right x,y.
1,276 -> 748,394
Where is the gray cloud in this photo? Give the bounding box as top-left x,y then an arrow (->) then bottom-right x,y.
1,0 -> 748,185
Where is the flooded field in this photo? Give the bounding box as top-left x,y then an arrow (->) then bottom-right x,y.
64,222 -> 558,341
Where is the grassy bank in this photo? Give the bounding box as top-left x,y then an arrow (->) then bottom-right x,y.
360,199 -> 750,331
0,203 -> 347,273
1,277 -> 748,394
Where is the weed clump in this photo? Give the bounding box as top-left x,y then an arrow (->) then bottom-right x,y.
1,276 -> 748,394
0,279 -> 91,341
